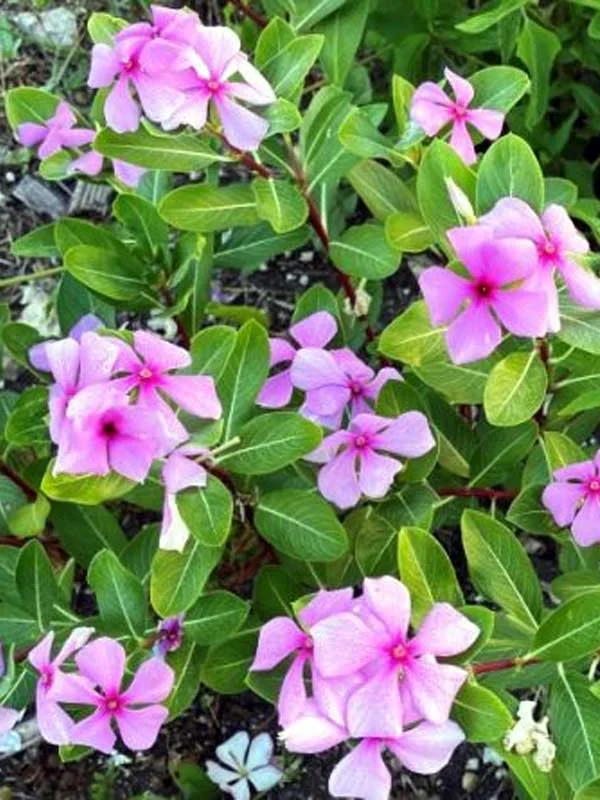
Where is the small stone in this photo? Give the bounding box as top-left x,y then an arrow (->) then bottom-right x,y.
15,8 -> 78,50
13,175 -> 68,219
299,274 -> 309,286
300,251 -> 313,263
483,747 -> 504,766
5,170 -> 15,183
461,772 -> 479,793
466,757 -> 479,771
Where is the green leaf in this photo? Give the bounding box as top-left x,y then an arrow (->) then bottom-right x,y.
201,627 -> 258,694
252,565 -> 303,620
385,211 -> 433,253
348,160 -> 416,222
50,504 -> 127,567
544,178 -> 578,209
529,590 -> 600,662
177,233 -> 211,336
551,666 -> 600,791
417,140 -> 476,251
470,66 -> 530,113
552,571 -> 600,603
213,223 -> 310,271
414,353 -> 499,405
7,493 -> 50,538
516,18 -> 561,128
87,12 -> 127,44
2,323 -> 43,374
398,526 -> 464,626
184,591 -> 249,645
218,412 -> 322,475
11,224 -> 59,259
55,218 -> 124,255
456,0 -> 528,33
88,550 -> 146,638
160,184 -> 260,234
469,421 -> 537,487
338,106 -> 400,165
353,508 -> 398,578
177,476 -> 233,548
167,640 -> 206,720
16,540 -> 57,630
218,320 -> 270,441
252,178 -> 308,234
56,274 -> 115,334
500,747 -> 550,800
190,326 -> 237,381
476,134 -> 544,215
330,224 -> 399,279
484,351 -> 547,427
113,193 -> 169,259
5,387 -> 49,446
300,86 -> 354,191
452,681 -> 513,743
461,510 -> 542,629
0,477 -> 27,536
506,486 -> 557,536
95,127 -> 228,171
556,300 -> 600,355
264,98 -> 302,135
292,0 -> 346,31
255,489 -> 349,562
64,245 -> 150,304
379,301 -> 445,366
42,461 -> 134,505
255,18 -> 323,104
317,0 -> 369,86
151,540 -> 222,616
5,87 -> 59,128
0,603 -> 42,648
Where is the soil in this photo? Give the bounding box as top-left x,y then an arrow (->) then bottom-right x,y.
0,2 -> 526,799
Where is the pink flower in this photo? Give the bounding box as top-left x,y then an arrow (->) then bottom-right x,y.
411,68 -> 504,165
159,446 -> 208,551
55,383 -> 183,482
17,101 -> 95,159
327,723 -> 465,800
61,638 -> 174,753
543,453 -> 600,547
311,577 -> 479,739
480,198 -> 596,332
291,348 -> 400,429
155,614 -> 185,657
251,589 -> 354,726
115,4 -> 200,50
28,627 -> 94,745
258,311 -> 338,409
419,226 -> 548,364
306,413 -> 435,510
70,150 -> 147,188
162,26 -> 276,150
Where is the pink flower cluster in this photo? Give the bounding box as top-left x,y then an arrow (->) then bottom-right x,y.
411,68 -> 504,165
251,577 -> 479,800
1,629 -> 173,753
259,311 -> 435,509
16,101 -> 145,187
419,198 -> 598,364
89,4 -> 275,151
543,452 -> 600,547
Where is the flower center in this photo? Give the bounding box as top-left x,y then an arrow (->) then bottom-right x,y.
40,665 -> 54,689
475,280 -> 493,299
138,366 -> 153,380
588,479 -> 600,494
392,643 -> 407,661
452,104 -> 468,121
354,434 -> 369,449
101,419 -> 119,438
543,241 -> 557,256
349,380 -> 364,397
207,79 -> 221,94
122,57 -> 139,75
103,693 -> 124,714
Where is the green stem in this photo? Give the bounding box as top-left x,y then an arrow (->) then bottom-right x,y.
0,266 -> 66,289
212,437 -> 242,459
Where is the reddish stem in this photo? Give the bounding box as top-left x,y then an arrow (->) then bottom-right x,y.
438,487 -> 518,501
473,657 -> 540,675
229,0 -> 268,27
0,461 -> 37,501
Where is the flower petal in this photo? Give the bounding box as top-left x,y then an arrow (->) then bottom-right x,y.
405,657 -> 468,724
388,719 -> 465,774
560,260 -> 600,309
257,369 -> 294,408
70,709 -> 116,754
75,637 -> 125,694
362,576 -> 411,641
412,603 -> 480,657
88,44 -> 120,88
318,449 -> 361,510
249,765 -> 283,793
298,588 -> 354,628
346,664 -> 403,739
251,617 -> 305,671
122,658 -> 174,705
105,77 -> 140,133
467,108 -> 504,140
358,450 -> 402,499
542,482 -> 586,527
116,704 -> 169,750
246,731 -> 274,770
491,289 -> 549,337
374,411 -> 435,459
445,303 -> 502,364
290,311 -> 338,349
445,68 -> 474,106
450,119 -> 476,165
217,730 -> 250,769
480,197 -> 545,242
329,740 -> 391,800
214,95 -> 269,152
572,496 -> 600,547
311,612 -> 382,677
542,205 -> 589,255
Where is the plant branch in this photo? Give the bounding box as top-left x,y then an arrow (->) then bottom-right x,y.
472,656 -> 540,675
0,460 -> 37,501
229,0 -> 268,28
0,266 -> 65,289
437,487 -> 518,500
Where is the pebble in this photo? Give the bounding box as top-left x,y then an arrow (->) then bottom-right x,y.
12,175 -> 68,219
299,274 -> 309,286
483,746 -> 505,766
299,251 -> 313,263
15,8 -> 78,50
462,771 -> 479,793
466,757 -> 480,771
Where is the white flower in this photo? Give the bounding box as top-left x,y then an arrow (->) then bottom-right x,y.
504,700 -> 556,773
445,177 -> 477,225
206,731 -> 283,800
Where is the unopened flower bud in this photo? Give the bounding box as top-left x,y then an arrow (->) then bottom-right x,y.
445,177 -> 477,224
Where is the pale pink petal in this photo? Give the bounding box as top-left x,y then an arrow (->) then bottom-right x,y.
108,436 -> 157,482
77,332 -> 120,387
312,612 -> 384,677
35,691 -> 74,745
88,43 -> 120,88
113,159 -> 146,187
37,129 -> 64,159
54,626 -> 95,666
50,672 -> 100,706
302,384 -> 349,417
28,632 -> 53,672
405,657 -> 468,724
450,119 -> 476,165
251,618 -> 306,671
134,330 -> 190,371
542,482 -> 586,527
332,349 -> 374,383
480,197 -> 545,242
447,225 -> 496,278
17,122 -> 47,147
162,453 -> 207,494
411,82 -> 454,136
0,707 -> 21,736
282,703 -> 347,754
363,576 -> 411,640
358,450 -> 402,499
388,720 -> 465,774
194,26 -> 241,77
163,88 -> 210,131
71,151 -> 104,176
122,658 -> 174,704
491,289 -> 549,337
59,128 -> 96,149
481,239 -> 538,286
277,653 -> 308,727
542,205 -> 589,255
269,338 -> 296,366
70,709 -> 116,754
159,374 -> 221,418
116,705 -> 168,750
572,496 -> 600,547
215,95 -> 269,151
329,740 -> 391,800
373,411 -> 435,458
412,604 -> 479,657
466,108 -> 504,140
134,74 -> 185,124
228,55 -> 276,104
554,460 -> 595,482
346,665 -> 403,739
257,369 -> 294,408
446,303 -> 501,364
298,588 -> 354,628
160,493 -> 190,552
560,260 -> 600,309
105,77 -> 140,134
318,449 -> 361,510
291,348 -> 345,393
291,312 -> 338,349
304,430 -> 350,464
444,68 -> 474,107
75,637 -> 125,694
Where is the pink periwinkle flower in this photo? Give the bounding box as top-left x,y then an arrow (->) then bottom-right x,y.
17,101 -> 95,159
480,197 -> 597,332
0,707 -> 21,737
154,614 -> 185,657
29,314 -> 103,372
310,577 -> 479,739
61,637 -> 174,753
70,150 -> 147,188
251,588 -> 355,726
542,453 -> 600,547
306,413 -> 435,510
258,311 -> 338,410
159,445 -> 209,551
419,226 -> 548,364
162,25 -> 276,150
55,383 -> 183,482
28,627 -> 94,745
411,68 -> 504,165
291,348 -> 401,430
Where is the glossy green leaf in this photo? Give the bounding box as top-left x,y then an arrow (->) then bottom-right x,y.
95,127 -> 228,171
330,224 -> 399,279
252,178 -> 308,234
476,134 -> 544,214
184,591 -> 249,645
484,351 -> 548,426
529,590 -> 600,662
88,550 -> 146,638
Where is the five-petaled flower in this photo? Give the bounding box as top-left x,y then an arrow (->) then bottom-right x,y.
543,453 -> 600,547
206,731 -> 283,800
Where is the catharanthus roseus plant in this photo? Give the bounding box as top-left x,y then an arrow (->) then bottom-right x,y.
2,1 -> 600,798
